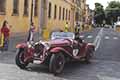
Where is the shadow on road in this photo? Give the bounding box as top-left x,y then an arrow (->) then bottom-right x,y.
25,61 -> 92,78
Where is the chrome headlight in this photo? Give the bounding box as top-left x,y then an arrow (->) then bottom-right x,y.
44,43 -> 51,50
41,42 -> 51,50
28,44 -> 32,48
27,42 -> 32,48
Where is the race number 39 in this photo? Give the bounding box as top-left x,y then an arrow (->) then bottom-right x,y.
73,49 -> 79,56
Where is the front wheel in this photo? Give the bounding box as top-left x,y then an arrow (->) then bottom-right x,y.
15,49 -> 28,69
85,48 -> 94,63
49,52 -> 65,74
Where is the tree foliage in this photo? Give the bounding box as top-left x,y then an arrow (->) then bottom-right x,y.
94,3 -> 105,25
94,3 -> 104,15
105,1 -> 120,13
106,1 -> 120,10
105,1 -> 120,24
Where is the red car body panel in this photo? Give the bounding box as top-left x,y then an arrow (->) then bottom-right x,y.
23,47 -> 34,62
16,38 -> 95,64
49,39 -> 70,44
48,39 -> 72,47
16,43 -> 28,48
16,43 -> 34,63
50,47 -> 73,57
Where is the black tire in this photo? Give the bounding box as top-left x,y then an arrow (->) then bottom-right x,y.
49,52 -> 65,74
15,49 -> 28,69
85,48 -> 94,63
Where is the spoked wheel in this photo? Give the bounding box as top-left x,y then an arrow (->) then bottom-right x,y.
15,49 -> 28,69
85,48 -> 94,64
49,52 -> 65,75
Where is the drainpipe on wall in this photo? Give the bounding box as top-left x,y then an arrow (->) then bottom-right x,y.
38,0 -> 44,39
39,0 -> 48,40
30,0 -> 34,24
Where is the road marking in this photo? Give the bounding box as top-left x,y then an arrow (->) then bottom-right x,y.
87,35 -> 93,39
97,75 -> 120,80
80,35 -> 84,38
104,36 -> 118,40
93,28 -> 103,51
105,36 -> 110,39
113,37 -> 118,40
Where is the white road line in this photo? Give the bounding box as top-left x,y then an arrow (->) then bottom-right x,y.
80,35 -> 84,38
87,35 -> 93,39
93,28 -> 103,51
94,36 -> 101,51
105,36 -> 110,39
97,75 -> 120,80
113,37 -> 118,40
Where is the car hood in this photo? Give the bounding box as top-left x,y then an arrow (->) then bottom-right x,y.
48,39 -> 71,45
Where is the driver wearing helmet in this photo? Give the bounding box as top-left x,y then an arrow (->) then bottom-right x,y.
75,32 -> 82,43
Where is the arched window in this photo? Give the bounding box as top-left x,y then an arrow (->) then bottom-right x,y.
69,10 -> 70,20
54,4 -> 57,19
0,0 -> 6,14
48,2 -> 52,18
34,0 -> 38,16
24,0 -> 29,16
66,9 -> 68,20
13,0 -> 19,15
59,6 -> 61,20
63,8 -> 65,20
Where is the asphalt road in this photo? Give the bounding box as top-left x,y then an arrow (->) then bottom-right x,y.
0,28 -> 120,80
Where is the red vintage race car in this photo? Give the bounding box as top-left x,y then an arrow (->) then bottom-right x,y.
15,32 -> 95,74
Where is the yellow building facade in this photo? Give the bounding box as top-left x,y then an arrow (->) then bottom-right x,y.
0,0 -> 80,40
0,0 -> 40,36
42,0 -> 78,39
79,0 -> 92,31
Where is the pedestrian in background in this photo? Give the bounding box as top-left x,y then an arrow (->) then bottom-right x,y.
0,31 -> 4,47
65,22 -> 69,32
0,20 -> 11,51
75,22 -> 80,33
27,22 -> 35,42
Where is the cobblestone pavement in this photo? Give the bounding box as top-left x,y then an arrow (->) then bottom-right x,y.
0,28 -> 120,80
0,63 -> 67,80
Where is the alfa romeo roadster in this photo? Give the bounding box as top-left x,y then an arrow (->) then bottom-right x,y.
15,32 -> 95,74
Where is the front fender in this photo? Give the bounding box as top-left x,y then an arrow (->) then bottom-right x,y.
16,46 -> 34,63
16,43 -> 28,49
86,43 -> 95,52
50,47 -> 66,53
49,47 -> 72,56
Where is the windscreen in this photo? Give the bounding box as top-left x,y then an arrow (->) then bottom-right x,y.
51,32 -> 75,40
